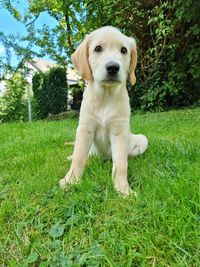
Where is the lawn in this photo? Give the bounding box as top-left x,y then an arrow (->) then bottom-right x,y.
0,108 -> 200,266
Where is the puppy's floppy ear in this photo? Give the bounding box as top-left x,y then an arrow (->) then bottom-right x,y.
71,36 -> 92,81
129,38 -> 137,86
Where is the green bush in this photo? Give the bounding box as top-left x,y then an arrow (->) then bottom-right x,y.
131,0 -> 200,111
0,74 -> 28,123
32,72 -> 49,119
85,0 -> 200,111
32,67 -> 67,119
47,67 -> 68,115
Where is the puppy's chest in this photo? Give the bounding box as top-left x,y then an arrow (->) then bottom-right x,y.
95,104 -> 116,127
93,104 -> 115,149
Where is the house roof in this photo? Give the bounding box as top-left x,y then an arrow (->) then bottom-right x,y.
26,58 -> 80,85
27,58 -> 58,72
67,68 -> 80,85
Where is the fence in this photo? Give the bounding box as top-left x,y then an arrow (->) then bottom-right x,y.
0,67 -> 82,123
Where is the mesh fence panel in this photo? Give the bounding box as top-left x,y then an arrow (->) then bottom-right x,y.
0,68 -> 72,123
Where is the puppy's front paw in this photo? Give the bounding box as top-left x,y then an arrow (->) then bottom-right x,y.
114,178 -> 137,197
114,179 -> 130,196
59,172 -> 79,189
115,184 -> 131,196
59,177 -> 68,189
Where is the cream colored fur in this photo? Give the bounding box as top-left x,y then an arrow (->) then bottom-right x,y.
59,26 -> 148,195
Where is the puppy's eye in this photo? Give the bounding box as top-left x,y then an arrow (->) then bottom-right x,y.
121,47 -> 127,54
94,45 -> 102,52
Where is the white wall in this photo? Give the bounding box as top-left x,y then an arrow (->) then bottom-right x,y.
25,62 -> 38,84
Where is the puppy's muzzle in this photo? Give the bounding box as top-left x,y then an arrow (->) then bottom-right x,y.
106,61 -> 120,76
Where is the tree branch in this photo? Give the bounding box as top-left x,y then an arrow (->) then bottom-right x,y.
62,1 -> 74,54
26,14 -> 40,27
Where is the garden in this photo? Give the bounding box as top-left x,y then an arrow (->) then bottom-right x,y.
0,0 -> 199,266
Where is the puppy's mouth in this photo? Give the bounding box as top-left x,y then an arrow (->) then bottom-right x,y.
101,76 -> 121,84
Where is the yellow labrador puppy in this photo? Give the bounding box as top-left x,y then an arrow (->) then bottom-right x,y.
60,26 -> 148,195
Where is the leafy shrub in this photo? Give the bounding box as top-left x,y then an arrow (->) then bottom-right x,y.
0,74 -> 27,122
47,67 -> 68,115
32,67 -> 67,119
85,0 -> 200,111
32,72 -> 48,119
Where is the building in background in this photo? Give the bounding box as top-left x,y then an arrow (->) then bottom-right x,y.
0,80 -> 6,96
0,58 -> 80,110
25,58 -> 79,86
0,58 -> 79,93
24,58 -> 80,110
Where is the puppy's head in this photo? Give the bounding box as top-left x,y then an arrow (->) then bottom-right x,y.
71,26 -> 137,86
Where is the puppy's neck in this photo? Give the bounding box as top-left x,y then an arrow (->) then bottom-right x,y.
87,80 -> 126,99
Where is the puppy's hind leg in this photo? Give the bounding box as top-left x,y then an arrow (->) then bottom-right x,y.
129,134 -> 148,157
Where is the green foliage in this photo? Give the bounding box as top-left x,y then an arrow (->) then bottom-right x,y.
136,0 -> 200,110
32,67 -> 67,119
22,252 -> 38,267
47,67 -> 68,115
0,0 -> 84,72
32,72 -> 48,119
84,0 -> 200,111
49,223 -> 65,239
1,0 -> 200,111
0,73 -> 27,122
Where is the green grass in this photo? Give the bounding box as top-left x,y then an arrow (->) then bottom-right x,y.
0,108 -> 200,267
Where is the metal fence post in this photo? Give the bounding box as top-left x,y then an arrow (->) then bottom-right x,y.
27,82 -> 32,122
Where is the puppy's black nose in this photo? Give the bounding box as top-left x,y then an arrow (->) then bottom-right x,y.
106,61 -> 120,75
